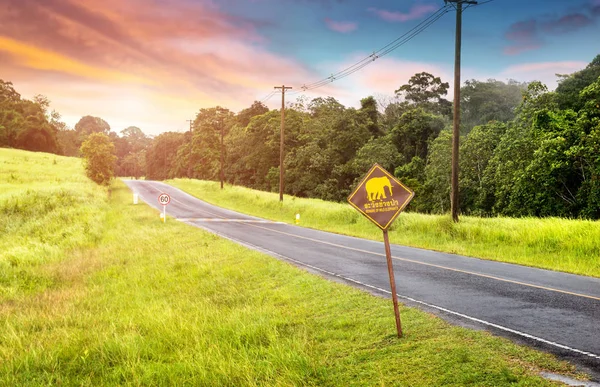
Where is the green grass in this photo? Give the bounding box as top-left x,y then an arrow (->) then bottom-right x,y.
168,179 -> 600,278
0,148 -> 588,385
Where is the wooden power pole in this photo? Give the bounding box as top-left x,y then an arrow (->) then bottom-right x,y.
446,0 -> 476,223
274,85 -> 292,201
187,119 -> 193,178
220,117 -> 224,190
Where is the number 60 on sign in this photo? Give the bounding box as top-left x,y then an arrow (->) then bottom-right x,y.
158,193 -> 170,205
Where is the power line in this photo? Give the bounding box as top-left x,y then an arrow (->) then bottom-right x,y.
260,90 -> 277,103
287,4 -> 452,95
258,0 -> 494,101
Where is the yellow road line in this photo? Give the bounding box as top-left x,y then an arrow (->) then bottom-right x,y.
243,222 -> 600,302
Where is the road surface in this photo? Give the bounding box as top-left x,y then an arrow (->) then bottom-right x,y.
125,180 -> 600,376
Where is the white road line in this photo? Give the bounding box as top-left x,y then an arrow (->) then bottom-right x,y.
177,218 -> 285,224
186,221 -> 600,362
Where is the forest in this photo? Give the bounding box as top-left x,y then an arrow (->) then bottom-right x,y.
2,54 -> 599,219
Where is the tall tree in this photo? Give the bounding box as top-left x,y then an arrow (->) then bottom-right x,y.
555,54 -> 600,112
146,132 -> 186,180
74,116 -> 111,144
235,101 -> 269,127
390,108 -> 446,162
459,121 -> 507,214
460,79 -> 526,133
395,72 -> 451,116
80,133 -> 117,194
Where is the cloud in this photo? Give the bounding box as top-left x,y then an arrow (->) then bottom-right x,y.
504,20 -> 543,55
503,2 -> 599,55
324,18 -> 357,33
368,4 -> 438,23
0,0 -> 317,135
592,0 -> 600,16
542,13 -> 594,34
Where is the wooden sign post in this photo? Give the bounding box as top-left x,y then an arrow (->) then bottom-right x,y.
348,163 -> 414,337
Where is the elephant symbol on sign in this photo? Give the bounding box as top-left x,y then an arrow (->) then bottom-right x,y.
365,176 -> 393,201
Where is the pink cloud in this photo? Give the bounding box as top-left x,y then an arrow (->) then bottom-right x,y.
503,3 -> 600,56
543,13 -> 593,34
368,4 -> 438,22
503,19 -> 543,55
0,0 -> 319,135
324,18 -> 357,33
503,61 -> 588,74
503,44 -> 542,56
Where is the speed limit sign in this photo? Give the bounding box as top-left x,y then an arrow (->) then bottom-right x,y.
158,193 -> 171,206
158,193 -> 170,223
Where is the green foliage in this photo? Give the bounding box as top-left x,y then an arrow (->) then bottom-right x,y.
80,133 -> 117,187
189,106 -> 234,180
74,115 -> 110,139
460,79 -> 526,132
555,54 -> 600,111
145,131 -> 186,180
422,130 -> 452,213
395,72 -> 451,116
459,121 -> 507,214
390,107 -> 446,162
161,57 -> 600,219
0,80 -> 62,154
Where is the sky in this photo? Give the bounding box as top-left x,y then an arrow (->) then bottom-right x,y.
1,0 -> 599,136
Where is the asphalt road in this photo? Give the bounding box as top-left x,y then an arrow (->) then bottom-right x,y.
125,180 -> 600,376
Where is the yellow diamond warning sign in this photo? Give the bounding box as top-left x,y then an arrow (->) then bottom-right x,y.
347,163 -> 414,230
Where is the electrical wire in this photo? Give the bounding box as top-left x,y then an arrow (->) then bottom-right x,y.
259,0 -> 494,101
259,90 -> 277,103
286,4 -> 452,95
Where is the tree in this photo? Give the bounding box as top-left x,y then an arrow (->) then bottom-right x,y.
74,116 -> 111,146
459,121 -> 507,214
57,129 -> 79,156
395,72 -> 451,116
188,106 -> 235,181
146,132 -> 186,180
422,130 -> 453,213
555,54 -> 600,112
80,133 -> 117,193
358,96 -> 383,137
235,101 -> 269,127
114,126 -> 150,178
460,79 -> 526,133
390,108 -> 446,162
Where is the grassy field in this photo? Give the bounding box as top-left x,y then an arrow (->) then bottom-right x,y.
168,179 -> 600,278
0,148 -> 587,385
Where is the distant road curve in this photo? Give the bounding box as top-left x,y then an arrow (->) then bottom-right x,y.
125,180 -> 600,377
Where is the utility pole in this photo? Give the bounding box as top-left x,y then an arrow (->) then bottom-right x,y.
219,116 -> 224,190
187,119 -> 194,178
446,0 -> 476,223
274,85 -> 292,201
214,107 -> 226,189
